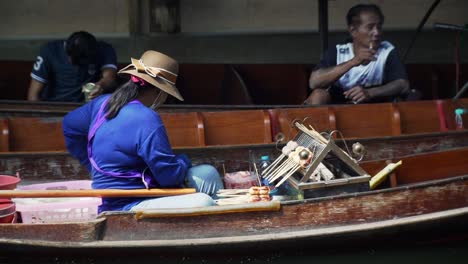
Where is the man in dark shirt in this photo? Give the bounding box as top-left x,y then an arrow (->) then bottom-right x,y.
304,4 -> 409,105
28,31 -> 118,102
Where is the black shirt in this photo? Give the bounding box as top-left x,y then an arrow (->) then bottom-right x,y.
314,42 -> 408,103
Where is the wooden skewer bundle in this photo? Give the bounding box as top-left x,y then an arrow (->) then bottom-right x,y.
263,146 -> 314,187
294,122 -> 329,145
296,122 -> 353,159
215,186 -> 271,205
272,147 -> 314,187
262,140 -> 298,177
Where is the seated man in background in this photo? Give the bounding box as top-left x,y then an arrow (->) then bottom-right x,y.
27,31 -> 117,102
304,4 -> 409,105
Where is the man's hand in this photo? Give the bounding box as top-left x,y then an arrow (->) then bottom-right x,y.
351,48 -> 376,66
87,84 -> 103,100
343,86 -> 371,104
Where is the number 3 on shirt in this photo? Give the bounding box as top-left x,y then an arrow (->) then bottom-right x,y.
33,56 -> 44,71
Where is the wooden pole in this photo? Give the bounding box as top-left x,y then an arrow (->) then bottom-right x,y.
0,188 -> 196,198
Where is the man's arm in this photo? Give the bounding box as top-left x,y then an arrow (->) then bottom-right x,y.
95,68 -> 117,92
343,79 -> 410,103
88,42 -> 118,99
309,61 -> 356,90
88,68 -> 117,99
368,79 -> 409,98
309,47 -> 377,90
27,79 -> 45,101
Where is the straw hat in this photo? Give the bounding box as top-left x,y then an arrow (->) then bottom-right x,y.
118,50 -> 183,101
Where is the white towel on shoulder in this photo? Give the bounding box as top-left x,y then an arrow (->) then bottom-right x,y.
336,41 -> 394,90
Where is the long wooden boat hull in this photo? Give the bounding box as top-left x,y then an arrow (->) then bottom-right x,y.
0,177 -> 466,255
0,147 -> 467,255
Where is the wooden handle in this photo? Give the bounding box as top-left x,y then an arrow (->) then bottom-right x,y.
136,200 -> 281,219
0,188 -> 196,198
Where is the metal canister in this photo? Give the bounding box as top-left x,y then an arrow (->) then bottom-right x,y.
82,83 -> 96,102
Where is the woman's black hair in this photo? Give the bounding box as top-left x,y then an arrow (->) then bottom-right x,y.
106,79 -> 165,119
65,31 -> 97,65
105,81 -> 141,119
346,4 -> 384,26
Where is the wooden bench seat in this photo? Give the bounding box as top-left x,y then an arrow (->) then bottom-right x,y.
1,99 -> 467,152
7,117 -> 66,152
160,112 -> 205,147
200,110 -> 272,146
397,100 -> 444,134
274,107 -> 334,141
331,103 -> 401,139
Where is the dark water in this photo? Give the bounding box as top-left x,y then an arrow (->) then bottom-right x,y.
1,240 -> 467,264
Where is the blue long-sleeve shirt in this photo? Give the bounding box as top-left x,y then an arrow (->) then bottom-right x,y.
62,95 -> 190,212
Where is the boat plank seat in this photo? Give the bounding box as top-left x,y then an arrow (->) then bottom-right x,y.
392,147 -> 468,185
443,98 -> 468,130
0,118 -> 9,151
160,112 -> 205,147
397,100 -> 444,134
7,117 -> 66,151
332,103 -> 401,138
201,110 -> 272,146
275,107 -> 335,141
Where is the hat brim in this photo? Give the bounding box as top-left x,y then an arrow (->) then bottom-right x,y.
118,69 -> 184,101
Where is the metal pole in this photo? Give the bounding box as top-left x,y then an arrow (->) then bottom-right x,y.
453,81 -> 468,99
402,0 -> 441,62
318,0 -> 329,54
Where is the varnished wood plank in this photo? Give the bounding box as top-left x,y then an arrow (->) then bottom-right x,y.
160,112 -> 205,147
398,100 -> 442,134
332,103 -> 395,138
201,110 -> 272,145
0,118 -> 9,151
8,117 -> 65,152
277,107 -> 332,140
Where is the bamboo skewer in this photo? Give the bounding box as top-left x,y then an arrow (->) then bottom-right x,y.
295,122 -> 328,144
275,165 -> 301,187
267,159 -> 297,183
296,122 -> 352,159
262,140 -> 298,176
253,162 -> 262,186
0,188 -> 196,198
264,158 -> 287,180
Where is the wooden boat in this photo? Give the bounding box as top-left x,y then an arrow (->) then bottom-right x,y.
0,147 -> 467,256
1,98 -> 468,152
1,130 -> 468,181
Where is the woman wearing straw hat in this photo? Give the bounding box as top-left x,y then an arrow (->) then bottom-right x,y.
63,50 -> 223,213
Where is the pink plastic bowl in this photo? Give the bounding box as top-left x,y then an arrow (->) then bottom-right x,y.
0,175 -> 21,190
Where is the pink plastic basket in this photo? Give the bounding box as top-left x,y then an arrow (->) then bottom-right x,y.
14,180 -> 102,224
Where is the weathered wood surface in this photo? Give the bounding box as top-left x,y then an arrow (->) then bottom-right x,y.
0,147 -> 467,253
2,131 -> 468,181
101,178 -> 468,241
0,218 -> 105,242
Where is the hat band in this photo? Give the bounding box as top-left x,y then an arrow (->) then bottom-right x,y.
119,58 -> 178,85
